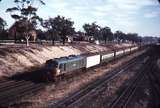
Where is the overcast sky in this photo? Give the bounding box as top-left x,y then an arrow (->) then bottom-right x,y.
0,0 -> 160,37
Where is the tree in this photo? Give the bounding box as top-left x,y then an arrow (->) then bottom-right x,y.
6,0 -> 45,46
100,26 -> 113,44
0,17 -> 7,40
0,17 -> 7,32
41,19 -> 56,45
158,38 -> 160,43
114,31 -> 141,44
83,22 -> 101,40
42,15 -> 75,45
114,31 -> 126,43
126,33 -> 140,43
36,29 -> 45,39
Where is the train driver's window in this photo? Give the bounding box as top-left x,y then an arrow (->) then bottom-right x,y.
52,61 -> 58,67
59,64 -> 63,69
59,64 -> 65,71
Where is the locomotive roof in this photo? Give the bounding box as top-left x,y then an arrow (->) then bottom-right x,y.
52,55 -> 84,64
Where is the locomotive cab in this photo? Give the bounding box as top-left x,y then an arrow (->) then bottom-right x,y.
45,55 -> 86,81
45,59 -> 60,80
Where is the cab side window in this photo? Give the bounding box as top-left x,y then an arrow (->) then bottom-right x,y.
59,64 -> 63,70
59,63 -> 66,71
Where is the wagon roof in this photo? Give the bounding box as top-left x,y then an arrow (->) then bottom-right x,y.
100,50 -> 115,55
81,52 -> 100,57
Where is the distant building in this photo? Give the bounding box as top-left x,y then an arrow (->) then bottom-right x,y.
8,21 -> 37,42
84,36 -> 95,43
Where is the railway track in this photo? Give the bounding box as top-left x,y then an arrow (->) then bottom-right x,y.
146,53 -> 160,108
0,79 -> 45,107
113,46 -> 160,108
116,46 -> 160,108
109,57 -> 150,108
49,51 -> 147,108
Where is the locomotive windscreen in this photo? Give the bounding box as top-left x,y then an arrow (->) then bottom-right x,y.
46,60 -> 58,68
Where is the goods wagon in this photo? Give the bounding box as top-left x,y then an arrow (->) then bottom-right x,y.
115,49 -> 124,58
124,48 -> 131,55
100,51 -> 115,63
86,54 -> 101,68
133,47 -> 138,50
131,46 -> 138,51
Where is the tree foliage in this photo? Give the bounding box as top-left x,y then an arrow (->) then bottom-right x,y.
114,31 -> 126,42
42,15 -> 75,45
0,17 -> 8,40
114,31 -> 141,43
100,27 -> 113,43
6,0 -> 44,45
0,17 -> 7,31
83,22 -> 101,39
126,33 -> 141,43
6,0 -> 43,22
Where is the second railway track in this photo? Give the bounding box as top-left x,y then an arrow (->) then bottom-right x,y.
109,57 -> 150,108
0,79 -> 45,107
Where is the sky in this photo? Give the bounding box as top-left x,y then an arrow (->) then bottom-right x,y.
0,0 -> 160,37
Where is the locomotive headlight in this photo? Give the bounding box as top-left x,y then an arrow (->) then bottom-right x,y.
55,68 -> 61,76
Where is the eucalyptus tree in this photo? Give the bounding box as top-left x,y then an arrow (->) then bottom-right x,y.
100,26 -> 113,44
83,22 -> 101,40
42,15 -> 75,45
6,0 -> 45,46
0,17 -> 7,40
126,33 -> 140,43
0,17 -> 7,32
114,31 -> 126,43
158,38 -> 160,43
42,19 -> 56,45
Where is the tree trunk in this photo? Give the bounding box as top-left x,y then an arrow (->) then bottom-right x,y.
62,36 -> 65,45
105,38 -> 107,44
26,38 -> 29,46
25,34 -> 30,47
62,38 -> 65,45
51,34 -> 55,45
14,29 -> 17,43
52,39 -> 55,45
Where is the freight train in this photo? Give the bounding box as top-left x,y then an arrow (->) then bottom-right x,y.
45,46 -> 139,81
